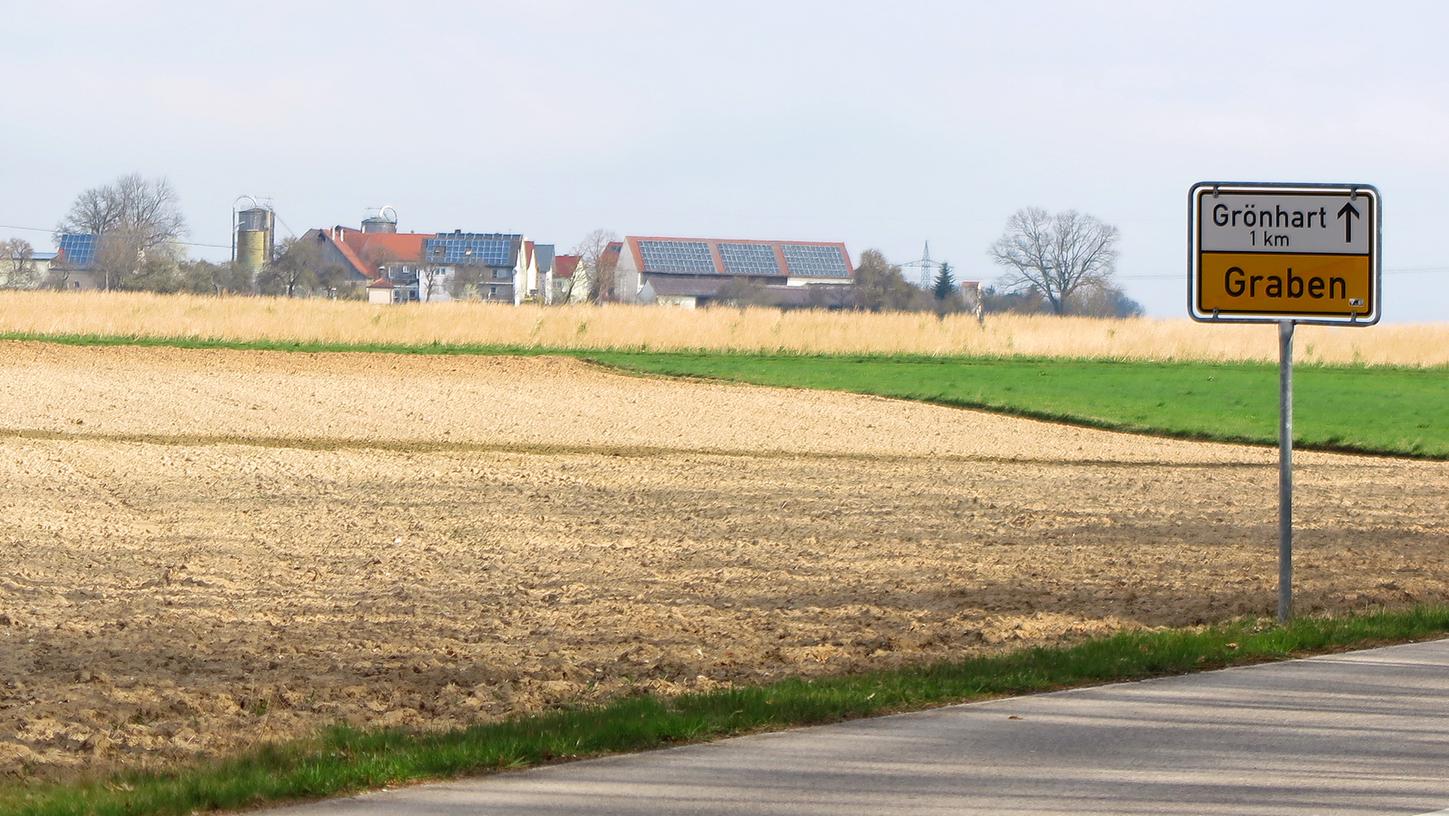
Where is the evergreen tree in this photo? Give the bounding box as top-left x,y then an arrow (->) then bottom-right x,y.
932,261 -> 957,301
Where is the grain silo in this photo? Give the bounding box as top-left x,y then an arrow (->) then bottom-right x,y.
361,205 -> 399,234
234,198 -> 275,276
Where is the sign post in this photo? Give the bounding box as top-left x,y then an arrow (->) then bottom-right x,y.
1277,319 -> 1293,621
1189,182 -> 1381,623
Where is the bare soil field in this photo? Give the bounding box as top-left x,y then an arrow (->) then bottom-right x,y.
1,341 -> 1446,779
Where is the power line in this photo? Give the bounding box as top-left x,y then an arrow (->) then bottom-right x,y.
272,212 -> 298,240
1119,267 -> 1445,281
3,219 -> 1446,277
0,223 -> 232,251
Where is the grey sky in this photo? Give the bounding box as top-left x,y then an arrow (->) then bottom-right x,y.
3,0 -> 1446,321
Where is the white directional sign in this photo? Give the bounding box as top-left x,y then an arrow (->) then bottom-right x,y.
1189,182 -> 1381,325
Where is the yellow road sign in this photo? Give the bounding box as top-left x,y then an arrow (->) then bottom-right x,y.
1189,183 -> 1380,325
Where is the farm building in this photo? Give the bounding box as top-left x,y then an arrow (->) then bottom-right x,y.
27,250 -> 56,283
46,234 -> 102,290
612,236 -> 854,304
299,220 -> 544,304
638,276 -> 857,310
366,276 -> 402,305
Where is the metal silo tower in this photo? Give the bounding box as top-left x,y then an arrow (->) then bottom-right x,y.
232,195 -> 275,276
361,205 -> 399,234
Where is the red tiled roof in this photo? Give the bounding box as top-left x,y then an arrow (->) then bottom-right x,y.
341,230 -> 428,266
320,229 -> 374,280
314,227 -> 431,281
554,254 -> 581,278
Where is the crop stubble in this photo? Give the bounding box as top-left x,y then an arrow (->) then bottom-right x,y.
0,342 -> 1445,777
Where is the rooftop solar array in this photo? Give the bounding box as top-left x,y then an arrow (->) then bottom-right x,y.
781,244 -> 850,278
57,233 -> 97,268
424,233 -> 519,266
717,242 -> 781,276
638,240 -> 716,275
631,237 -> 851,279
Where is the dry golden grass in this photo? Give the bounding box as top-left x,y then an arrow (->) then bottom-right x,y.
0,289 -> 1443,366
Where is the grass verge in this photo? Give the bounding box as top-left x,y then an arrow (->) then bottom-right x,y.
5,605 -> 1448,816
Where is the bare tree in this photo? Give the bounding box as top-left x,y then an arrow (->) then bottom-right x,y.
449,264 -> 484,300
59,187 -> 125,238
988,208 -> 1119,315
550,256 -> 585,304
58,173 -> 187,251
853,249 -> 931,312
92,235 -> 182,292
571,228 -> 619,304
0,239 -> 38,289
180,259 -> 253,295
1067,281 -> 1145,318
980,284 -> 1049,315
554,268 -> 577,304
262,235 -> 321,297
417,265 -> 449,301
57,173 -> 189,291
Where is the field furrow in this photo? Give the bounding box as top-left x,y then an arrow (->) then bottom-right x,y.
1,342 -> 1445,778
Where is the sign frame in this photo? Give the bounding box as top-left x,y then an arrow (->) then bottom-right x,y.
1189,181 -> 1381,327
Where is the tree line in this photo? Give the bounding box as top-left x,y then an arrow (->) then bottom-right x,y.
848,206 -> 1141,317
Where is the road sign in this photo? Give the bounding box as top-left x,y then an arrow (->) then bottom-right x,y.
1187,180 -> 1382,623
1189,182 -> 1380,325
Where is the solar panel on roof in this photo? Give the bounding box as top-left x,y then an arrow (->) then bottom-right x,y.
424,233 -> 519,267
638,240 -> 716,275
58,234 -> 97,268
717,243 -> 780,276
781,244 -> 849,278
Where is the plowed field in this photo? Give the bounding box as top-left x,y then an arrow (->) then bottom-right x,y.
1,342 -> 1445,778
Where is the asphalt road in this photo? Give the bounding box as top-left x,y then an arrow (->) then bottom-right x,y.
263,639 -> 1449,816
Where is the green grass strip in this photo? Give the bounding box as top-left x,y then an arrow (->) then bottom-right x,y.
584,352 -> 1449,459
4,605 -> 1448,816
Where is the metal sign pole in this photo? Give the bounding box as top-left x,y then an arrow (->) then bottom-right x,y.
1278,319 -> 1295,623
1189,182 -> 1381,624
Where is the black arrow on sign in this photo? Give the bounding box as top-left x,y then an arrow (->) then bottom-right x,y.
1337,200 -> 1361,243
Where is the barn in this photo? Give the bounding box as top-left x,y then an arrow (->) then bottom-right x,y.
612,236 -> 853,303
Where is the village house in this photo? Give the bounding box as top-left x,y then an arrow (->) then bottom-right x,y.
551,254 -> 590,303
302,218 -> 543,304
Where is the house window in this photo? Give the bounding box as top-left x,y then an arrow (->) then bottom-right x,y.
494,268 -> 510,280
488,285 -> 498,298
